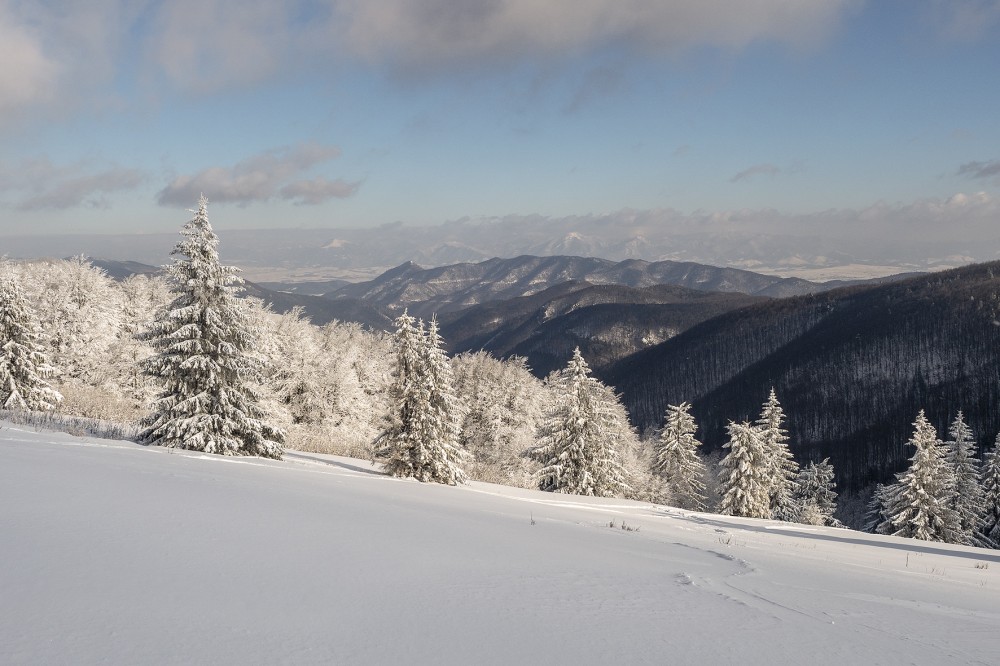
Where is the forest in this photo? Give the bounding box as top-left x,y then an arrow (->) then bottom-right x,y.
2,201 -> 999,549
605,262 -> 1000,495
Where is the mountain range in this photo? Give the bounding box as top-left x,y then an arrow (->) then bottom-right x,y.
435,281 -> 764,377
327,254 -> 874,317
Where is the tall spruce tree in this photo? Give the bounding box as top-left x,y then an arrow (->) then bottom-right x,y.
0,274 -> 62,411
718,421 -> 772,519
140,197 -> 283,459
945,412 -> 986,545
381,313 -> 466,484
980,436 -> 1000,548
757,388 -> 800,521
533,348 -> 629,497
875,411 -> 959,542
653,402 -> 707,510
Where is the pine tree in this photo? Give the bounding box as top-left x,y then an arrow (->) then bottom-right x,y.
140,197 -> 283,459
0,274 -> 62,411
533,348 -> 629,497
945,412 -> 986,545
980,436 -> 1000,548
757,388 -> 800,521
794,458 -> 839,526
653,402 -> 707,510
718,421 -> 771,519
380,313 -> 466,484
876,411 -> 959,542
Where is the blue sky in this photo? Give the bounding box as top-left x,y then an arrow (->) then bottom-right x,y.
1,0 -> 999,236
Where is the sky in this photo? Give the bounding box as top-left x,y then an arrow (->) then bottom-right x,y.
1,0 -> 999,238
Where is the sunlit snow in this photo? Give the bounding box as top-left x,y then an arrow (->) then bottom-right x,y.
2,423 -> 998,664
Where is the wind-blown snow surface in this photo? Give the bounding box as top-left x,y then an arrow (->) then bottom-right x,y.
3,424 -> 999,665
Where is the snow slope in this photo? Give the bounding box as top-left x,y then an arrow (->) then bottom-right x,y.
2,423 -> 999,665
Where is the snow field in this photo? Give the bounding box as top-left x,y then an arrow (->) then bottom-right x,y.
2,423 -> 999,665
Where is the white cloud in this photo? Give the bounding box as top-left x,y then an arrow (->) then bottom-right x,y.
442,193 -> 1000,268
144,0 -> 302,93
0,3 -> 59,115
927,0 -> 1000,41
279,177 -> 361,205
337,0 -> 858,75
957,160 -> 1000,181
0,157 -> 144,210
157,142 -> 350,207
0,0 -> 144,125
0,0 -> 862,125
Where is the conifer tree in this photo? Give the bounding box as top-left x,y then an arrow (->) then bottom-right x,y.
980,436 -> 1000,548
381,313 -> 466,484
653,402 -> 707,510
140,197 -> 283,459
794,458 -> 839,526
864,484 -> 890,534
876,411 -> 959,542
945,412 -> 986,545
533,348 -> 629,497
757,388 -> 800,521
0,274 -> 62,411
380,311 -> 422,474
417,318 -> 467,483
718,421 -> 771,519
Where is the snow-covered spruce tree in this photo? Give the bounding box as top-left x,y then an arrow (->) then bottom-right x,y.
379,311 -> 422,473
794,458 -> 839,526
532,348 -> 629,497
980,436 -> 1000,548
417,318 -> 467,483
0,273 -> 62,411
945,412 -> 987,545
757,388 -> 800,521
653,402 -> 707,510
140,197 -> 283,459
875,411 -> 959,542
863,484 -> 890,534
718,421 -> 772,519
380,313 -> 466,484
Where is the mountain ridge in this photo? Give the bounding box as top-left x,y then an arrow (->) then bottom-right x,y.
327,254 -> 896,317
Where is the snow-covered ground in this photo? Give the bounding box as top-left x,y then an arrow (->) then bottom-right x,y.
3,423 -> 998,665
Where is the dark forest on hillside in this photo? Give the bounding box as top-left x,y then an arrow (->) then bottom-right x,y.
605,262 -> 1000,491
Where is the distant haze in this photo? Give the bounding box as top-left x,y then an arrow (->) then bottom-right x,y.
3,198 -> 998,281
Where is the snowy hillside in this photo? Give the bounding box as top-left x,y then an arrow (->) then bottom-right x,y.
3,424 -> 999,665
